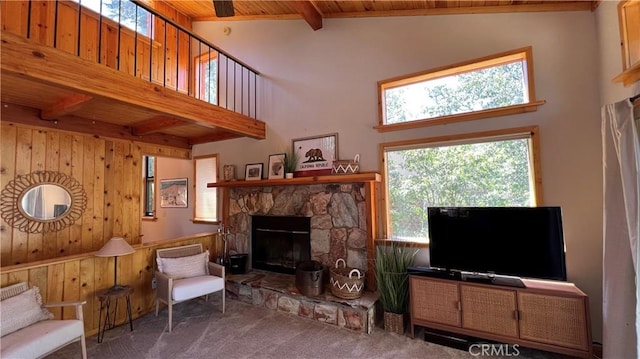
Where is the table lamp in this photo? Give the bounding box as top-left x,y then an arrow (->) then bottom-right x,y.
95,237 -> 135,291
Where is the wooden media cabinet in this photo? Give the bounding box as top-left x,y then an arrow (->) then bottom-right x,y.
409,274 -> 592,358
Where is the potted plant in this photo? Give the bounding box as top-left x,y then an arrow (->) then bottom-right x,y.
283,148 -> 298,178
375,241 -> 418,334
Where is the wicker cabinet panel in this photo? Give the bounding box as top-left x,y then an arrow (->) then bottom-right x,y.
460,285 -> 518,338
518,292 -> 589,350
411,277 -> 461,326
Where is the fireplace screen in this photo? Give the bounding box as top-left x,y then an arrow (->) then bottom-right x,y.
251,215 -> 311,274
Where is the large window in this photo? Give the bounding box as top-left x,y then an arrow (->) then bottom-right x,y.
377,47 -> 543,132
74,0 -> 151,36
380,127 -> 542,244
193,155 -> 219,223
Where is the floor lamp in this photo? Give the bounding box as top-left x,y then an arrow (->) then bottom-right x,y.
95,237 -> 135,292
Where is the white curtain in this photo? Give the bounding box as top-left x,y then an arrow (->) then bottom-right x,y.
602,98 -> 640,359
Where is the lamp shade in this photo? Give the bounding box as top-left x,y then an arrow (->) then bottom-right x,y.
95,237 -> 135,257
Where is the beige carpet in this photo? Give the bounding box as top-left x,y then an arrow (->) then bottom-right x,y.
48,297 -> 565,359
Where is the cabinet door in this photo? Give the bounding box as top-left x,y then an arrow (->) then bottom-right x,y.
518,292 -> 589,351
460,285 -> 518,338
411,277 -> 461,327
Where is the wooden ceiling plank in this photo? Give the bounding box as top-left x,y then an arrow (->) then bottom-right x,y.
131,116 -> 191,135
40,93 -> 93,120
189,131 -> 242,144
1,31 -> 266,140
2,102 -> 192,149
288,1 -> 323,30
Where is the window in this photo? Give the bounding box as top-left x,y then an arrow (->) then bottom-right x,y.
377,47 -> 543,132
194,155 -> 219,223
74,0 -> 151,36
142,155 -> 155,218
380,126 -> 542,244
194,52 -> 218,105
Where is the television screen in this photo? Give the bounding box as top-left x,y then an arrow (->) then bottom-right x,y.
428,207 -> 566,281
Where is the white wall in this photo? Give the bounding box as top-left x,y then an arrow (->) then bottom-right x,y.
141,156 -> 215,242
193,11 -> 603,340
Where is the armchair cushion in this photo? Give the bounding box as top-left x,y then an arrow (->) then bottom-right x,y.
172,275 -> 224,301
0,319 -> 84,358
157,250 -> 210,279
0,287 -> 54,337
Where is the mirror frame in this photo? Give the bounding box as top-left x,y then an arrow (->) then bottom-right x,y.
1,171 -> 87,233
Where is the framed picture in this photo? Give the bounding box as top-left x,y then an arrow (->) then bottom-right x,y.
223,164 -> 236,181
292,133 -> 338,177
268,153 -> 286,179
245,163 -> 263,181
159,178 -> 188,208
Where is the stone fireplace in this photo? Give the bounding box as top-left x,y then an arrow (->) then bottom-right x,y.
224,183 -> 369,274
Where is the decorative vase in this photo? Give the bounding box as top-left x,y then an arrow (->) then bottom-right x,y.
383,311 -> 405,335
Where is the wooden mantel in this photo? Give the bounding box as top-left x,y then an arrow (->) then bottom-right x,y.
207,172 -> 381,188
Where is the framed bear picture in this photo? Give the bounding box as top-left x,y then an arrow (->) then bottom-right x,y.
292,133 -> 338,177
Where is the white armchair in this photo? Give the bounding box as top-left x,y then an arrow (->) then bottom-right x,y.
0,282 -> 87,359
155,243 -> 225,332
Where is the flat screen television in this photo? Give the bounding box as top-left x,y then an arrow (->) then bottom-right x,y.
428,206 -> 567,281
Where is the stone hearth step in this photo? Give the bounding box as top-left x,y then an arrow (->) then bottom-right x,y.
225,270 -> 378,334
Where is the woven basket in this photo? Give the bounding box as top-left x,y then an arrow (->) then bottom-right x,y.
383,312 -> 405,335
329,258 -> 364,299
332,154 -> 360,175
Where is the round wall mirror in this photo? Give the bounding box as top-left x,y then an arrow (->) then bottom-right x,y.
1,171 -> 87,233
20,184 -> 72,220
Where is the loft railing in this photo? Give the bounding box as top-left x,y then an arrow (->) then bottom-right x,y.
10,0 -> 258,119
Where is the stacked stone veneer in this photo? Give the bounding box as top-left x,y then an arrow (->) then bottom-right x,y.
225,183 -> 369,272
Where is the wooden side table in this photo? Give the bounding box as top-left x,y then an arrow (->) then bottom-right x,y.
97,285 -> 134,343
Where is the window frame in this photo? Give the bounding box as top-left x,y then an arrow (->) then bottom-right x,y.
193,154 -> 220,224
375,46 -> 545,133
141,155 -> 156,220
193,51 -> 219,104
378,126 -> 543,245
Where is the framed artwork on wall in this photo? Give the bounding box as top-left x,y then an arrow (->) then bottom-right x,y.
292,133 -> 338,177
268,154 -> 286,179
159,178 -> 188,208
245,163 -> 263,181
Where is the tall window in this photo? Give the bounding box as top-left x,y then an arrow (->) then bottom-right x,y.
380,127 -> 542,244
194,52 -> 218,105
194,155 -> 219,223
74,0 -> 151,36
377,47 -> 542,131
143,155 -> 155,217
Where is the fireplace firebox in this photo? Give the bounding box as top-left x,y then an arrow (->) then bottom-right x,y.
251,215 -> 311,274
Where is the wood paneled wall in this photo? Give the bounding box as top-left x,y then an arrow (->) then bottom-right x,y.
1,0 -> 194,93
0,233 -> 218,336
0,120 -> 191,266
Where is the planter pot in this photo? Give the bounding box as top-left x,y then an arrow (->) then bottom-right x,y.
383,311 -> 405,335
285,173 -> 294,179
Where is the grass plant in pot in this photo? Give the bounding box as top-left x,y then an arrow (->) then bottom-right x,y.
375,242 -> 418,335
283,148 -> 298,178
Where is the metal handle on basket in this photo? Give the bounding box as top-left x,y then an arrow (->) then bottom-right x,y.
353,154 -> 360,163
348,269 -> 362,279
335,258 -> 346,268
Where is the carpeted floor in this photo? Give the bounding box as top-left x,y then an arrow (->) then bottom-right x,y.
48,297 -> 566,359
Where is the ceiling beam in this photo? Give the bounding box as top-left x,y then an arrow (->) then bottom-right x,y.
40,93 -> 93,120
189,131 -> 242,144
131,116 -> 191,135
2,102 -> 192,149
288,1 -> 323,31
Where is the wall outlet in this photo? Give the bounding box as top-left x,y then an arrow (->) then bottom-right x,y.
151,278 -> 157,289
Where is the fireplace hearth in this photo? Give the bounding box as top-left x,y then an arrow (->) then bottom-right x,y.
251,215 -> 311,274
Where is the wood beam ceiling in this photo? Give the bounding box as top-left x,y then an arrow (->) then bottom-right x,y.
40,94 -> 93,120
131,117 -> 191,136
288,1 -> 323,31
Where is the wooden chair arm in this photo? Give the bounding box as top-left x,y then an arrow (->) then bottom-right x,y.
44,301 -> 87,320
208,262 -> 225,278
